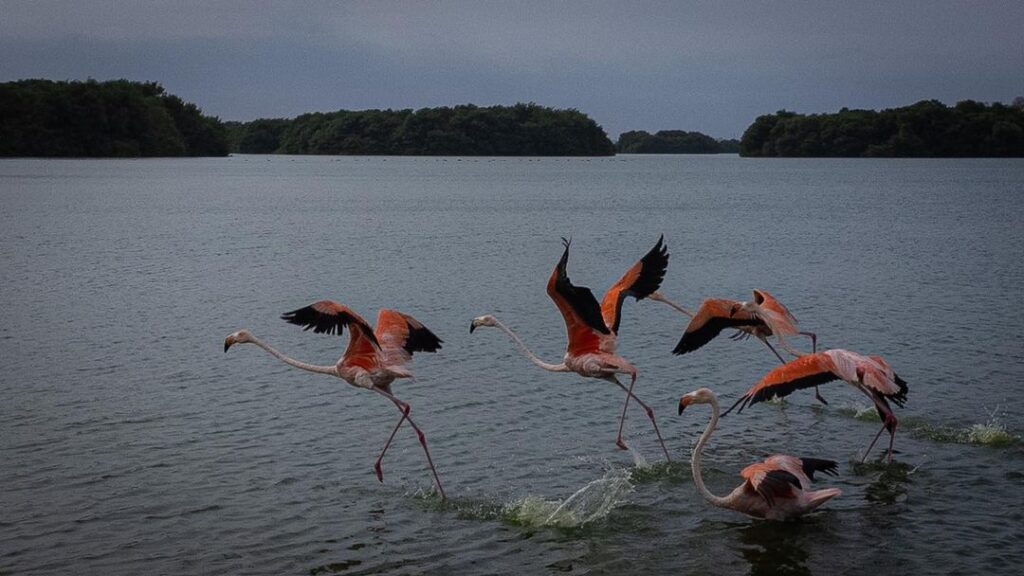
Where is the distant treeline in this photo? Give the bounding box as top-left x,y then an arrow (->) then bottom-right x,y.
616,130 -> 740,154
0,79 -> 229,157
224,103 -> 615,156
740,99 -> 1024,157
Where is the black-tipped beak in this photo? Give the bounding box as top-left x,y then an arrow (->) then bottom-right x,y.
469,322 -> 476,334
224,341 -> 232,353
678,399 -> 686,415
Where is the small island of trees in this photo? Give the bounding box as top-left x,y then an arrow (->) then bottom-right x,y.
0,79 -> 229,157
740,99 -> 1024,157
227,103 -> 610,155
225,104 -> 615,156
616,130 -> 740,154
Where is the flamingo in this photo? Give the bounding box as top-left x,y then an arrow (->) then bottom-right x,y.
724,349 -> 908,463
470,236 -> 671,460
224,301 -> 447,499
678,387 -> 842,520
650,289 -> 825,404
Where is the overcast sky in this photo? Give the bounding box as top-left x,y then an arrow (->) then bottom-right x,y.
2,1 -> 1021,138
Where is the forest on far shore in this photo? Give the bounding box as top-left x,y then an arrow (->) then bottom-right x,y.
616,130 -> 740,154
224,103 -> 615,156
0,79 -> 229,157
3,79 -> 1022,158
740,99 -> 1024,157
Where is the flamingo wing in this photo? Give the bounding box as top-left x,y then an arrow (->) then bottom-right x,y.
547,238 -> 611,355
740,462 -> 802,507
374,309 -> 442,366
600,235 -> 669,334
764,455 -> 839,484
672,298 -> 762,355
281,300 -> 380,364
864,355 -> 909,407
724,352 -> 840,415
752,289 -> 800,335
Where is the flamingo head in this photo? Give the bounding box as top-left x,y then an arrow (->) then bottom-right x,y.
469,315 -> 498,333
678,387 -> 715,414
224,329 -> 254,352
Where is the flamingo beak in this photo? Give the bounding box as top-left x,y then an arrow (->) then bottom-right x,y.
469,322 -> 476,334
224,337 -> 234,352
678,396 -> 691,415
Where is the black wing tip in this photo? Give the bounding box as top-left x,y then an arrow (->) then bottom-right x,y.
404,324 -> 444,355
890,374 -> 909,407
800,458 -> 840,479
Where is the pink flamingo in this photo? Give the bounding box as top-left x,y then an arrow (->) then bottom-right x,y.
679,387 -> 842,520
650,289 -> 825,403
470,236 -> 671,460
224,301 -> 447,498
725,349 -> 908,462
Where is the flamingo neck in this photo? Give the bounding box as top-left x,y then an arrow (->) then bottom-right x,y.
493,319 -> 568,373
247,335 -> 338,376
650,293 -> 695,318
691,394 -> 731,508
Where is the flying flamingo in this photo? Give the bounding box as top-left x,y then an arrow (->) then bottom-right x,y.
678,387 -> 842,520
650,289 -> 825,404
224,301 -> 447,499
470,236 -> 671,460
724,349 -> 908,463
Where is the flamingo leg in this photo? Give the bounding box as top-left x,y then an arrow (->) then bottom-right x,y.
612,375 -> 671,462
861,414 -> 897,464
373,406 -> 408,483
761,339 -> 787,363
371,388 -> 446,500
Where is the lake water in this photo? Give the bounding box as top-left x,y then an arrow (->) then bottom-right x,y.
1,155 -> 1022,575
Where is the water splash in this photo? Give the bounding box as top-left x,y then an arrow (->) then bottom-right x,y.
838,404 -> 1020,447
502,467 -> 634,528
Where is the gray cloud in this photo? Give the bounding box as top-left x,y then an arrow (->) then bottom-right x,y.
2,1 -> 1022,138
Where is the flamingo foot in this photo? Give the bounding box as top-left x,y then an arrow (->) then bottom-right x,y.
374,462 -> 384,483
815,392 -> 829,406
616,438 -> 629,451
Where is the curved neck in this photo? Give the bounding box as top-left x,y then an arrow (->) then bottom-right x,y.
691,394 -> 730,508
650,292 -> 694,318
493,319 -> 568,372
247,335 -> 338,376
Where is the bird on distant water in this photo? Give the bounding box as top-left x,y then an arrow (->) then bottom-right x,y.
224,301 -> 447,498
679,387 -> 842,520
470,236 -> 672,460
650,288 -> 825,403
725,349 -> 908,463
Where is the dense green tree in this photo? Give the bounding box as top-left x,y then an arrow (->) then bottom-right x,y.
616,130 -> 739,154
0,79 -> 228,157
229,103 -> 614,156
740,100 -> 1024,157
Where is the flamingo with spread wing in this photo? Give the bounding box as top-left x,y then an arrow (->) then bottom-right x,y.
224,301 -> 447,498
651,289 -> 824,403
470,236 -> 671,460
725,349 -> 908,462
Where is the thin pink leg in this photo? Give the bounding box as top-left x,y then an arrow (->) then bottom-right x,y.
614,373 -> 634,451
372,388 -> 446,500
613,375 -> 671,462
374,405 -> 409,482
861,414 -> 897,464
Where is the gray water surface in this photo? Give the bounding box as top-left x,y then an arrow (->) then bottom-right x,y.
2,155 -> 1023,575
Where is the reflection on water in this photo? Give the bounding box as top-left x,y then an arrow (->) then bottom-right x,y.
739,521 -> 814,576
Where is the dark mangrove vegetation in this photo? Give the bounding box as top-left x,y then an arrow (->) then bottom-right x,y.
616,130 -> 740,154
225,103 -> 615,156
740,99 -> 1024,157
0,79 -> 229,157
